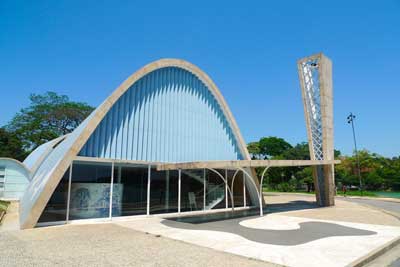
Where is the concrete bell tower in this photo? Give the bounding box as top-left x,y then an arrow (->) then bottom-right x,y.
297,53 -> 335,207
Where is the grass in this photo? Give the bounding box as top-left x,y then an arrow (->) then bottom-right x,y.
263,189 -> 313,194
336,191 -> 377,197
0,200 -> 10,225
263,189 -> 378,197
0,200 -> 10,212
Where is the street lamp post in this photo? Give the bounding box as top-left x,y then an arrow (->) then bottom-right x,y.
347,112 -> 362,195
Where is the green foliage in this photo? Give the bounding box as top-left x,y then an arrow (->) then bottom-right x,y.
249,137 -> 400,193
335,150 -> 400,191
247,142 -> 262,159
282,142 -> 310,160
0,200 -> 10,212
276,182 -> 296,192
258,136 -> 292,158
0,127 -> 27,161
5,91 -> 94,154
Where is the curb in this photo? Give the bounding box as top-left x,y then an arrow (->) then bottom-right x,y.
337,195 -> 400,204
347,236 -> 400,267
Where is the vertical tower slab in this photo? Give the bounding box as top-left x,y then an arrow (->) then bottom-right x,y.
298,53 -> 335,206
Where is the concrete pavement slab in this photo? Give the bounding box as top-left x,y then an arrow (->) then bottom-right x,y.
116,214 -> 400,267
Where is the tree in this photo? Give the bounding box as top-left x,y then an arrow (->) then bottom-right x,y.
0,128 -> 27,161
6,91 -> 94,153
258,136 -> 292,158
247,142 -> 262,159
282,142 -> 310,160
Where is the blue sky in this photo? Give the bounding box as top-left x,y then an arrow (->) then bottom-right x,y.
1,1 -> 399,157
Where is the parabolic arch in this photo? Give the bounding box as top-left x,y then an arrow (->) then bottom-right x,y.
20,59 -> 254,229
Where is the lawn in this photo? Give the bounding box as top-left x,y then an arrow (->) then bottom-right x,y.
336,191 -> 377,197
263,189 -> 378,197
0,200 -> 10,224
0,200 -> 9,212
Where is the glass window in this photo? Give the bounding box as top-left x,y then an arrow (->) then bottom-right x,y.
113,164 -> 148,217
205,169 -> 226,210
150,169 -> 179,214
69,161 -> 112,220
227,170 -> 244,208
180,169 -> 204,212
38,167 -> 70,223
245,182 -> 254,207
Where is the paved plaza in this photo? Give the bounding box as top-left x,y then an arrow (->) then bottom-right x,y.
0,223 -> 276,267
117,214 -> 400,267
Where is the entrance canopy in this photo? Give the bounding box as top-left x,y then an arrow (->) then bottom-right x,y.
157,159 -> 340,171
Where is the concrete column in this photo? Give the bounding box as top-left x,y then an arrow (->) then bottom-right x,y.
147,165 -> 151,215
243,172 -> 246,207
66,164 -> 73,223
225,169 -> 228,209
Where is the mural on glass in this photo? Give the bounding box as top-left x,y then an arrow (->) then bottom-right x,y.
69,162 -> 112,220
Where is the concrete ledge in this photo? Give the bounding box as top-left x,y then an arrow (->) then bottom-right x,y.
347,236 -> 400,267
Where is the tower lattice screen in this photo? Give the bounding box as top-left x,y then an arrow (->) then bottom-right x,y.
300,58 -> 324,160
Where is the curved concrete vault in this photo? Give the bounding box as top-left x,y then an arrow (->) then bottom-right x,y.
19,59 -> 257,229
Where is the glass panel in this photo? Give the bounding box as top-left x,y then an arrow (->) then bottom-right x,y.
205,169 -> 226,210
38,167 -> 70,223
245,181 -> 254,207
227,170 -> 244,207
150,169 -> 179,214
112,164 -> 148,217
69,161 -> 112,220
180,169 -> 204,212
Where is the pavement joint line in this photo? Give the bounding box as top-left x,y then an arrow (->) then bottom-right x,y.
346,236 -> 400,267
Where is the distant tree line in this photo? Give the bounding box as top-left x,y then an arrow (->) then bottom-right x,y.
248,137 -> 400,192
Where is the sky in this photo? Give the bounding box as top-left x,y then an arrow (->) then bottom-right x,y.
0,0 -> 399,157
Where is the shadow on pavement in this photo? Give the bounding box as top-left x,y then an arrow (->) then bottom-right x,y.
266,200 -> 319,214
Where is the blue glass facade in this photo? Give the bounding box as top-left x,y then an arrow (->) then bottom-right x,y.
79,67 -> 243,162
